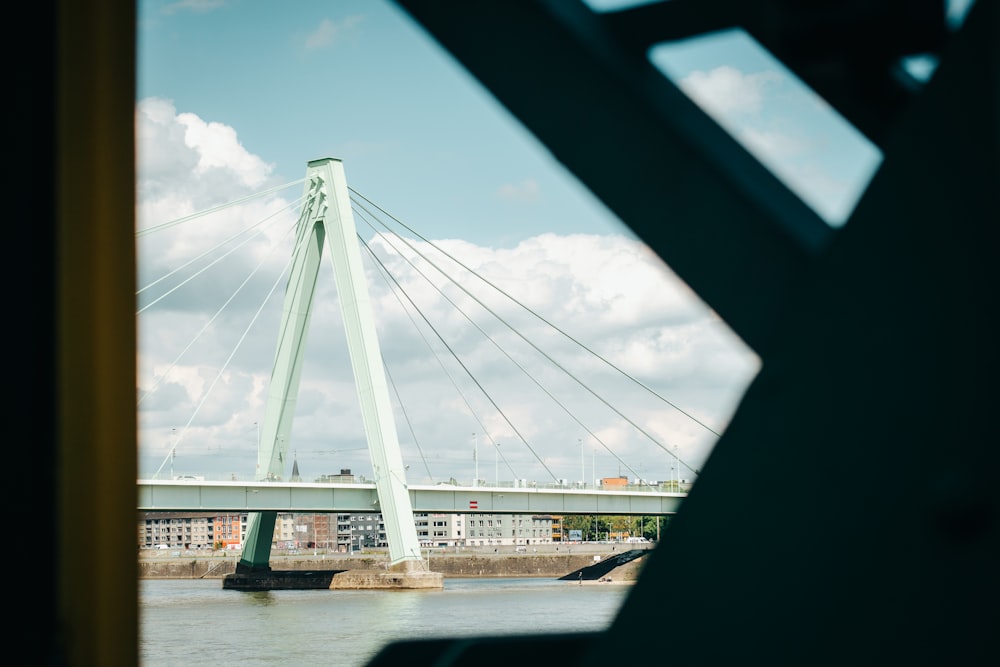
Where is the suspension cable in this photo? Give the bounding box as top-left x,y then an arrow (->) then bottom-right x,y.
361,234 -> 520,481
350,188 -> 719,440
383,356 -> 435,483
351,193 -> 699,475
357,214 -> 645,483
138,215 -> 299,406
136,178 -> 307,238
137,191 -> 311,309
361,231 -> 555,481
151,237 -> 298,479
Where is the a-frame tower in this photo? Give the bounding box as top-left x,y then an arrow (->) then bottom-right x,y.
233,158 -> 433,583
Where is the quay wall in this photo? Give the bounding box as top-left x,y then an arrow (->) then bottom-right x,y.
139,545 -> 651,581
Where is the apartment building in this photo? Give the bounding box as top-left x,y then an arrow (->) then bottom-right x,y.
461,513 -> 553,547
139,511 -> 554,550
139,511 -> 216,549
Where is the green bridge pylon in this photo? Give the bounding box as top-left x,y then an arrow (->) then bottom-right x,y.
237,158 -> 424,573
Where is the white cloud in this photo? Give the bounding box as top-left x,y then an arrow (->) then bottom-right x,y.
305,16 -> 363,50
676,67 -> 871,225
135,101 -> 759,485
496,179 -> 541,202
679,65 -> 782,118
175,112 -> 274,188
740,126 -> 810,160
137,97 -> 274,197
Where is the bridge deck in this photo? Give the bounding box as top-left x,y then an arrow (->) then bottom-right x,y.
137,480 -> 684,515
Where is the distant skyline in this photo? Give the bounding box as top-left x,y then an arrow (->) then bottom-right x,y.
135,0 -> 968,484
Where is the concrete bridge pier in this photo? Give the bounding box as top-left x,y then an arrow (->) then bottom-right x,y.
222,559 -> 443,591
329,560 -> 444,590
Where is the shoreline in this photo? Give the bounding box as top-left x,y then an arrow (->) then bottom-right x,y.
138,545 -> 651,582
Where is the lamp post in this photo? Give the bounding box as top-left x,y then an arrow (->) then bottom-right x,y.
495,441 -> 499,487
675,445 -> 682,490
169,428 -> 176,480
579,438 -> 584,488
473,432 -> 478,486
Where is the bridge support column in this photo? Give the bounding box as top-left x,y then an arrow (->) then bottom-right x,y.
236,512 -> 275,573
231,157 -> 431,585
311,157 -> 425,569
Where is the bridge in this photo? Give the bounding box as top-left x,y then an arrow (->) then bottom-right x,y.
137,479 -> 684,515
137,157 -> 709,584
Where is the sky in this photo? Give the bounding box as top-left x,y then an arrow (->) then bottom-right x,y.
135,0 -> 971,485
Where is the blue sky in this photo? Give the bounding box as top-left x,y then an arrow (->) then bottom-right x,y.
134,0 -> 969,484
138,0 -> 633,247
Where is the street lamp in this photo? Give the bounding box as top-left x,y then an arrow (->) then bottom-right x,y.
170,428 -> 176,480
473,432 -> 478,486
674,444 -> 680,491
495,441 -> 499,487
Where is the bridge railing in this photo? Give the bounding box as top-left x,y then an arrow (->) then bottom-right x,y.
142,474 -> 691,494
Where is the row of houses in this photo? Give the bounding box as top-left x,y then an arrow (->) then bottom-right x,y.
139,511 -> 559,551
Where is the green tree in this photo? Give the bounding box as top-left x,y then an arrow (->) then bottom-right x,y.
561,514 -> 593,540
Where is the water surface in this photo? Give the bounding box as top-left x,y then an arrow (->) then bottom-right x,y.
140,577 -> 629,666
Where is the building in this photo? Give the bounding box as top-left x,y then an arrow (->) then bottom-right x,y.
344,512 -> 385,551
551,515 -> 564,542
138,512 -> 216,549
315,468 -> 359,484
273,513 -> 296,547
599,476 -> 628,489
416,513 -> 461,547
455,513 -> 553,547
139,511 -> 553,550
213,513 -> 246,549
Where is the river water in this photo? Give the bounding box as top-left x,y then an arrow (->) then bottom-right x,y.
140,577 -> 630,666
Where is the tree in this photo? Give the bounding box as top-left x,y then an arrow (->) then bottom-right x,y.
560,514 -> 592,540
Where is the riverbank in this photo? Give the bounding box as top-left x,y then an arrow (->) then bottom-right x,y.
139,543 -> 652,582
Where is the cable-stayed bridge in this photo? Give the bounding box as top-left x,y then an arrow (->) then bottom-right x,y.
136,157 -> 720,574
136,479 -> 684,515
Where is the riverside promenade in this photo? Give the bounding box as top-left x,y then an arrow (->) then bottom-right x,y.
139,543 -> 653,582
